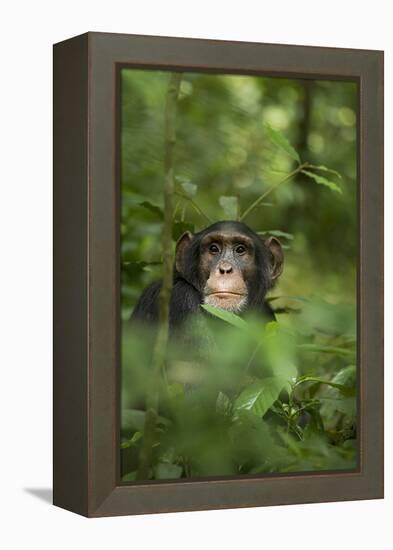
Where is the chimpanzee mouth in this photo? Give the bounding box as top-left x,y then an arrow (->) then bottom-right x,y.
209,291 -> 244,298
204,291 -> 248,313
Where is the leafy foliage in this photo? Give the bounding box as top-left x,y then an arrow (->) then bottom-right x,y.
301,169 -> 342,194
121,306 -> 357,480
201,304 -> 248,330
120,69 -> 357,481
265,123 -> 301,163
234,378 -> 286,417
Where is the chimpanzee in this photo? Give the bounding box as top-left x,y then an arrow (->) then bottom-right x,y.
131,220 -> 283,327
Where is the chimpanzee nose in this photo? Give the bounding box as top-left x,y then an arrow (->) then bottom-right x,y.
218,261 -> 233,275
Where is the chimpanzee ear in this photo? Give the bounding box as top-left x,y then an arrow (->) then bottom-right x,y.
175,231 -> 193,274
264,236 -> 284,280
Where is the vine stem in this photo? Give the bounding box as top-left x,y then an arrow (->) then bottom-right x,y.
244,342 -> 261,374
136,72 -> 182,481
236,194 -> 241,221
174,191 -> 212,223
240,162 -> 309,222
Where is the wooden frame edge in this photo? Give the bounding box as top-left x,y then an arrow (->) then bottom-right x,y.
53,32 -> 384,517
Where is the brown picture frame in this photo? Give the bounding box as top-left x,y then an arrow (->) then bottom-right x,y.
53,32 -> 384,517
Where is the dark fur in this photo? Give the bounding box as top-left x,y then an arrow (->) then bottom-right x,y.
131,221 -> 279,328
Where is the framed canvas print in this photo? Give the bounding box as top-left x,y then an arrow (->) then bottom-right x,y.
53,32 -> 384,517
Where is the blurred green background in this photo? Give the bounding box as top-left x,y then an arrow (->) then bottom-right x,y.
121,69 -> 357,320
120,69 -> 358,480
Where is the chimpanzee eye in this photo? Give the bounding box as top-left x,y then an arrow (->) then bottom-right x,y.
235,245 -> 246,255
209,243 -> 220,254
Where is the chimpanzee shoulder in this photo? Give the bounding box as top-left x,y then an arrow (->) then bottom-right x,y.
131,277 -> 201,327
130,280 -> 161,323
169,277 -> 201,325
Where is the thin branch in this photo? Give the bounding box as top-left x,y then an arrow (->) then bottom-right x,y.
240,163 -> 308,222
174,191 -> 213,223
244,342 -> 261,374
236,194 -> 241,221
136,72 -> 182,481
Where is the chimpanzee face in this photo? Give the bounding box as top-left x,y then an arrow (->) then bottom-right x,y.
175,221 -> 283,313
199,230 -> 255,312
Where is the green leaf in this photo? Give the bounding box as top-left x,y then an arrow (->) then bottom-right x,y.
265,320 -> 280,335
219,196 -> 238,219
331,365 -> 356,387
158,447 -> 176,464
320,366 -> 357,419
298,343 -> 355,357
122,191 -> 147,206
167,382 -> 185,402
216,392 -> 232,416
234,377 -> 286,417
201,304 -> 248,330
181,182 -> 198,196
122,260 -> 162,277
263,322 -> 298,381
321,396 -> 355,422
122,409 -> 171,432
307,164 -> 342,180
301,170 -> 342,194
120,431 -> 142,449
258,230 -> 294,240
265,124 -> 301,163
154,462 -> 183,480
294,376 -> 355,397
139,200 -> 164,218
